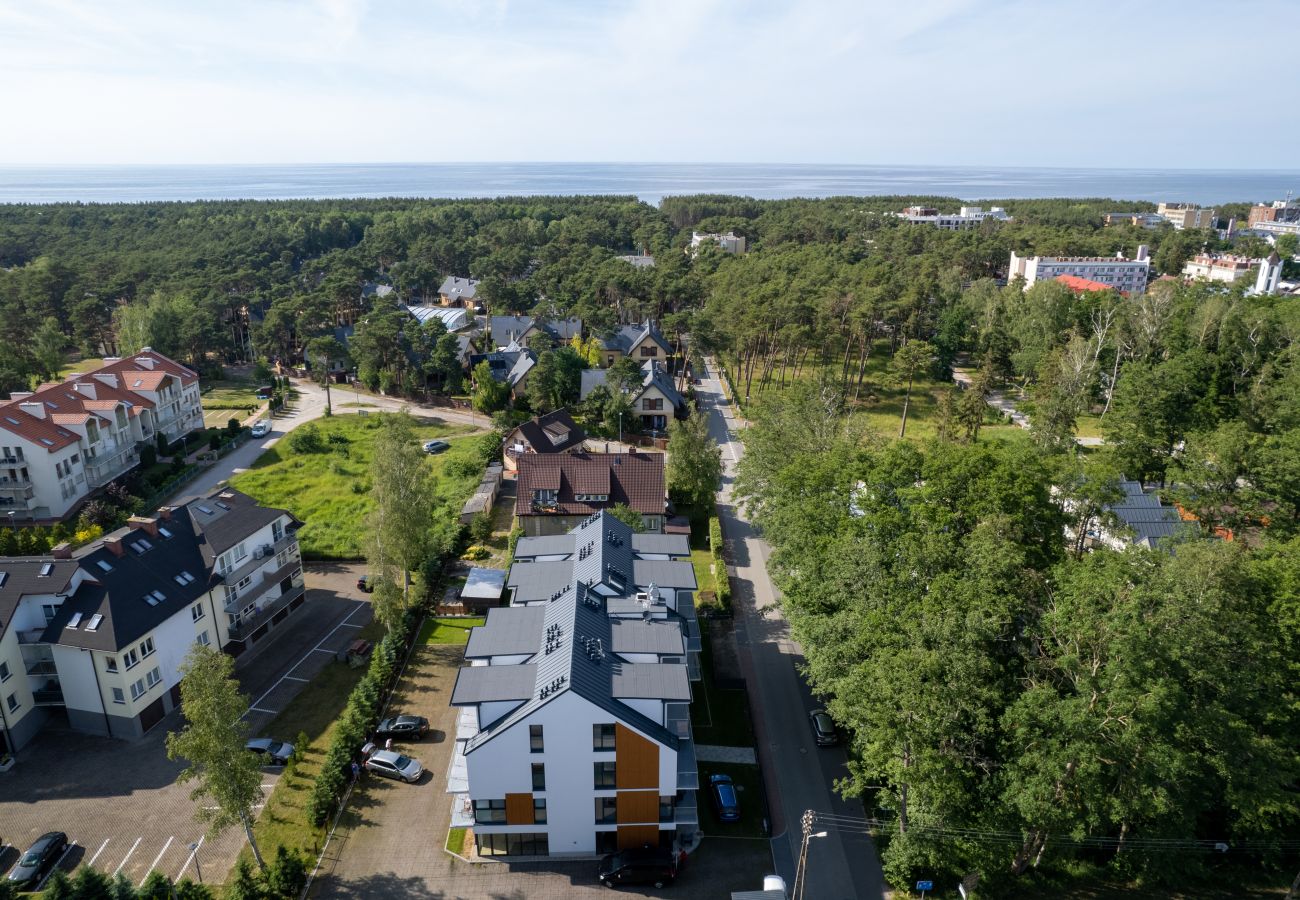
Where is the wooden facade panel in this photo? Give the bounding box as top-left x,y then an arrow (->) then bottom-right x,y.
616,790 -> 659,824
617,824 -> 661,850
615,723 -> 659,789
505,792 -> 534,825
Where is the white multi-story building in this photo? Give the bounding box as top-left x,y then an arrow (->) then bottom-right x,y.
1157,203 -> 1215,230
689,231 -> 746,255
899,205 -> 1010,230
449,512 -> 701,858
1182,251 -> 1284,295
0,488 -> 303,754
0,350 -> 205,522
1009,246 -> 1151,295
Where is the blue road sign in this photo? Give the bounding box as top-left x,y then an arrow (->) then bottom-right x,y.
916,881 -> 934,891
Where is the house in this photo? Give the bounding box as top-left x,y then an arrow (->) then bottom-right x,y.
0,350 -> 205,522
515,452 -> 666,536
438,276 -> 481,308
469,344 -> 538,400
899,206 -> 1010,229
580,361 -> 687,432
1182,252 -> 1283,295
489,316 -> 583,351
1157,203 -> 1216,230
689,231 -> 746,255
1072,480 -> 1185,551
448,511 -> 700,859
1009,246 -> 1151,295
503,410 -> 589,474
597,320 -> 673,369
0,488 -> 303,753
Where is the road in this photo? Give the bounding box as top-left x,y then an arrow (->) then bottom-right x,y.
175,380 -> 487,501
699,358 -> 886,900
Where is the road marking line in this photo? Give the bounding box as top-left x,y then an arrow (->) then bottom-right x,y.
36,843 -> 76,892
242,599 -> 367,717
249,706 -> 278,714
284,675 -> 310,682
311,648 -> 336,655
140,836 -> 173,886
113,837 -> 142,875
88,838 -> 110,867
175,836 -> 204,881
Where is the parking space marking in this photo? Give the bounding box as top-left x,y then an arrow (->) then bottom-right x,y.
284,675 -> 310,682
311,648 -> 336,655
175,836 -> 203,881
141,836 -> 174,885
242,600 -> 368,719
88,838 -> 111,867
35,843 -> 76,892
249,706 -> 278,714
114,837 -> 143,875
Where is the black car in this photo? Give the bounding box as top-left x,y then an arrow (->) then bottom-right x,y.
375,715 -> 430,740
809,708 -> 839,747
357,575 -> 375,593
598,847 -> 678,889
7,831 -> 68,890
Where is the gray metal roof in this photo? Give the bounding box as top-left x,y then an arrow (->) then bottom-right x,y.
506,560 -> 576,602
571,512 -> 637,595
513,535 -> 575,559
608,618 -> 685,655
465,605 -> 545,658
450,664 -> 537,704
630,533 -> 691,558
1109,480 -> 1183,544
438,275 -> 479,300
579,368 -> 609,400
611,662 -> 692,700
633,559 -> 698,590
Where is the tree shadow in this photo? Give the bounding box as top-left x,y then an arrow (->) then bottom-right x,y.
311,871 -> 446,899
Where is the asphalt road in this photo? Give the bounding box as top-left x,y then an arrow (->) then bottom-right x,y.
699,358 -> 887,900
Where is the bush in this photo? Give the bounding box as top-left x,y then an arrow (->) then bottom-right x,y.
469,510 -> 493,543
288,425 -> 325,454
138,444 -> 158,469
208,431 -> 221,451
227,417 -> 242,435
709,517 -> 730,608
461,544 -> 490,561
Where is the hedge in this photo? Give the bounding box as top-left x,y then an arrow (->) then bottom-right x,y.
708,516 -> 731,608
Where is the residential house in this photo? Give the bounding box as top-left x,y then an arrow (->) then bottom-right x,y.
1157,203 -> 1216,230
689,232 -> 746,255
489,316 -> 584,351
1066,480 -> 1185,552
438,276 -> 481,308
503,410 -> 589,474
0,488 -> 303,753
1009,246 -> 1151,295
515,452 -> 666,536
899,205 -> 1010,229
448,511 -> 700,858
469,344 -> 538,401
580,361 -> 687,432
597,320 -> 672,369
0,350 -> 205,522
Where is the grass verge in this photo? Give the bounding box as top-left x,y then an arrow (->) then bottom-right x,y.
419,617 -> 484,645
690,619 -> 755,747
697,762 -> 766,837
445,827 -> 471,856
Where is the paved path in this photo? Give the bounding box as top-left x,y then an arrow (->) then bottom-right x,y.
951,368 -> 1105,447
700,358 -> 887,900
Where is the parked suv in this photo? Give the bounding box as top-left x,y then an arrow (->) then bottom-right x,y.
809,708 -> 839,746
598,847 -> 678,889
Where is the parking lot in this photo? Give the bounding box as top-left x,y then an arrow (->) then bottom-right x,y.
0,563 -> 372,891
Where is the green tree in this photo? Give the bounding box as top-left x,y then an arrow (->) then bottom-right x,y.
165,644 -> 268,868
263,845 -> 307,900
665,414 -> 722,511
364,415 -> 435,623
224,858 -> 264,900
108,873 -> 138,900
33,316 -> 66,379
306,336 -> 348,416
136,871 -> 173,900
471,361 -> 509,414
174,880 -> 214,900
68,865 -> 116,898
1166,420 -> 1256,534
891,339 -> 935,438
606,503 -> 646,532
1251,428 -> 1300,535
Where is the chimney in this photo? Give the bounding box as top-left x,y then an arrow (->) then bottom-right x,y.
1136,244 -> 1149,261
128,515 -> 159,537
9,391 -> 32,401
157,506 -> 173,520
51,542 -> 73,560
19,401 -> 46,420
103,535 -> 125,557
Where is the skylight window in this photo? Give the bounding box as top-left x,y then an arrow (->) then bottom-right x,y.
196,505 -> 213,515
39,562 -> 54,576
96,559 -> 113,573
151,589 -> 166,602
67,612 -> 83,628
40,438 -> 55,446
4,416 -> 19,425
86,614 -> 102,631
144,594 -> 159,606
0,572 -> 7,588
215,501 -> 231,511
158,526 -> 173,539
133,379 -> 144,387
175,570 -> 196,585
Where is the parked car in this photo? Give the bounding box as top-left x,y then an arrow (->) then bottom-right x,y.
7,831 -> 68,890
365,749 -> 423,783
245,738 -> 294,765
250,420 -> 271,437
809,708 -> 839,747
375,715 -> 430,740
356,575 -> 375,593
709,773 -> 740,822
598,847 -> 678,889
422,439 -> 450,454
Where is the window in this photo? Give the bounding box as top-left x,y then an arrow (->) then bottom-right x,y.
272,520 -> 284,543
42,603 -> 57,622
196,631 -> 211,646
123,648 -> 139,670
191,603 -> 205,622
640,345 -> 658,357
593,724 -> 617,750
642,397 -> 663,411
6,693 -> 17,713
0,661 -> 9,682
146,667 -> 161,688
575,493 -> 608,502
532,489 -> 557,503
130,679 -> 146,700
595,796 -> 617,824
86,613 -> 102,632
475,832 -> 549,857
233,542 -> 248,563
105,656 -> 117,673
111,687 -> 125,704
473,799 -> 507,825
533,799 -> 547,824
139,637 -> 155,659
594,761 -> 617,788
659,795 -> 675,822
531,763 -> 546,792
529,724 -> 544,752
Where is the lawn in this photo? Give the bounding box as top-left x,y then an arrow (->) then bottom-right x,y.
690,619 -> 756,748
698,761 -> 767,837
57,356 -> 106,378
241,620 -> 386,879
229,414 -> 485,559
201,380 -> 265,428
691,549 -> 716,600
418,616 -> 484,645
445,826 -> 471,856
1075,412 -> 1106,440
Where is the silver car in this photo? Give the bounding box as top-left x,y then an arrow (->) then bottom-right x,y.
365,749 -> 423,783
246,738 -> 294,765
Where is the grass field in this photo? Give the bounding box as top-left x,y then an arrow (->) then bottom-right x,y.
229,414 -> 484,559
418,616 -> 483,645
57,357 -> 106,378
201,380 -> 265,428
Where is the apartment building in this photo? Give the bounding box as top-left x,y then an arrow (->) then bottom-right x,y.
1009,246 -> 1151,295
0,350 -> 204,522
1102,212 -> 1165,229
1182,252 -> 1284,295
449,511 -> 700,858
516,451 -> 667,536
899,205 -> 1010,229
1246,199 -> 1300,228
689,231 -> 746,255
1157,203 -> 1215,230
0,488 -> 303,753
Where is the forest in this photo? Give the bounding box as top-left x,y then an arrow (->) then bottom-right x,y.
2,193 -> 1298,894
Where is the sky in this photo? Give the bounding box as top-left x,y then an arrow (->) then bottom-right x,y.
2,0 -> 1297,168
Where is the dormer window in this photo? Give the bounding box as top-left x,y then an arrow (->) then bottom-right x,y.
533,489 -> 557,503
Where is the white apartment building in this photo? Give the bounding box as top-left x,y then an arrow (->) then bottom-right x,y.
1009,246 -> 1151,295
0,350 -> 205,522
0,488 -> 302,754
1182,251 -> 1283,295
1157,203 -> 1215,230
899,205 -> 1010,229
689,231 -> 746,255
449,512 -> 701,858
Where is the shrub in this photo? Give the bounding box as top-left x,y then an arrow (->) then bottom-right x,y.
288,425 -> 325,454
138,444 -> 158,469
469,510 -> 493,543
507,526 -> 524,555
461,544 -> 490,561
208,432 -> 221,451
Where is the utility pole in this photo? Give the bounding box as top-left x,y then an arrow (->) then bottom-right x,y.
793,810 -> 827,900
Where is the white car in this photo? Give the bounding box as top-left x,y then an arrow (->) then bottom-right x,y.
250,421 -> 271,437
364,749 -> 423,783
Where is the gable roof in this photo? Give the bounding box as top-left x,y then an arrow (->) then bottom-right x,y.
183,489 -> 296,559
508,409 -> 587,455
599,320 -> 671,355
438,275 -> 479,301
515,452 -> 665,517
640,361 -> 686,410
1108,480 -> 1184,546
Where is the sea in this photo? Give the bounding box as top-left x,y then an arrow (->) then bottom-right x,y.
0,163 -> 1296,207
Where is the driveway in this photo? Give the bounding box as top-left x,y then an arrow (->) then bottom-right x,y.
698,358 -> 887,900
308,633 -> 771,899
0,565 -> 372,891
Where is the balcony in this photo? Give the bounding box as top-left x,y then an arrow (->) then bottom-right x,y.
219,535 -> 299,592
25,659 -> 58,677
17,629 -> 47,645
0,476 -> 34,499
32,681 -> 64,706
223,557 -> 300,616
0,455 -> 23,465
665,703 -> 692,742
676,739 -> 699,791
672,791 -> 699,826
227,583 -> 304,641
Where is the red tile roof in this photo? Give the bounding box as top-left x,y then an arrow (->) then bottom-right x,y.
515,452 -> 666,517
1055,274 -> 1119,294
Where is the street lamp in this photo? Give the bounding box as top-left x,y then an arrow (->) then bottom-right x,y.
188,842 -> 203,883
793,809 -> 829,900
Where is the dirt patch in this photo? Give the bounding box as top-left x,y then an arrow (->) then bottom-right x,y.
709,617 -> 745,688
